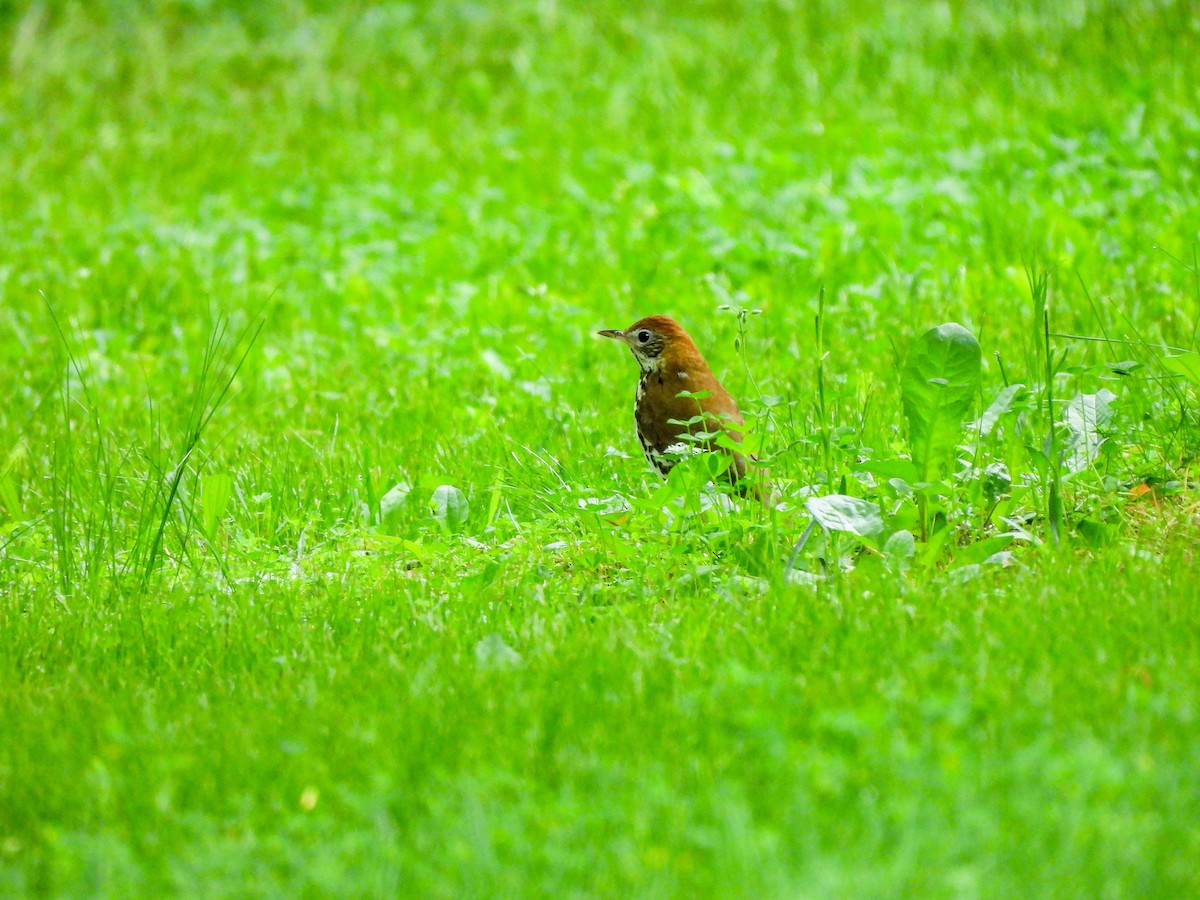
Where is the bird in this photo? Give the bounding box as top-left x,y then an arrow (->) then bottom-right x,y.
598,315 -> 754,490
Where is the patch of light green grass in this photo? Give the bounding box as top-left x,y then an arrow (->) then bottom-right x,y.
2,0 -> 1200,895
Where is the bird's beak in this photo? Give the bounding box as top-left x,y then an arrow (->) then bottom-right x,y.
596,329 -> 627,342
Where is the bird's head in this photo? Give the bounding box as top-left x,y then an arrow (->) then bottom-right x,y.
597,315 -> 699,375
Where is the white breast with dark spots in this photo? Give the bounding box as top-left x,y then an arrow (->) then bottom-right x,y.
634,372 -> 699,477
633,373 -> 663,474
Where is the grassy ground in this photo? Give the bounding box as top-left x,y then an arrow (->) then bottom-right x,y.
2,0 -> 1200,895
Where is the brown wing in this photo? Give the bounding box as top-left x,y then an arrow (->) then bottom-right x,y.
636,368 -> 749,480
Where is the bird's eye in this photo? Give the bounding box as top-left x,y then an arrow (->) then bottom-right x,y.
637,330 -> 651,344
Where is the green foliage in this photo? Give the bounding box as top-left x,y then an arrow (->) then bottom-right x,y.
901,323 -> 983,483
2,1 -> 1200,896
805,494 -> 884,546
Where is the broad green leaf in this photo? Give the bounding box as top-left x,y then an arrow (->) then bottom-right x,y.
431,485 -> 469,531
975,383 -> 1026,436
1063,389 -> 1116,473
379,481 -> 412,520
715,432 -> 764,457
856,458 -> 920,483
665,451 -> 734,491
740,433 -> 764,457
880,529 -> 917,573
806,494 -> 884,544
901,323 -> 982,482
1164,353 -> 1200,385
954,534 -> 1015,566
883,529 -> 916,560
0,476 -> 20,519
200,472 -> 233,538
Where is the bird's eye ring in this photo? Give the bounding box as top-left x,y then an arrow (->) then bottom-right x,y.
637,330 -> 651,343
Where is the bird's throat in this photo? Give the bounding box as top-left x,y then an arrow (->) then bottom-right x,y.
632,351 -> 662,377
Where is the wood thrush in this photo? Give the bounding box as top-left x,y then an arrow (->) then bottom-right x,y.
598,315 -> 753,488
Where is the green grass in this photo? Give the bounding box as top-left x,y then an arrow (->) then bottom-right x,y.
2,0 -> 1200,895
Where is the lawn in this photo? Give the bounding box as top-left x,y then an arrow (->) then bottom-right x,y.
2,0 -> 1199,895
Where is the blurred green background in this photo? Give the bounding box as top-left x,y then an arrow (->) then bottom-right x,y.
1,1 -> 1199,895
